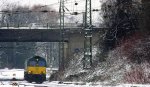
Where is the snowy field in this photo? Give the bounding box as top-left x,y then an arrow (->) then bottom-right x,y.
0,69 -> 150,87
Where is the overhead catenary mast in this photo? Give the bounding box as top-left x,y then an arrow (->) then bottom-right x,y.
59,0 -> 65,71
83,0 -> 92,69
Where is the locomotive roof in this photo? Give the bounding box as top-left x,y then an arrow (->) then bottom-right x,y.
29,56 -> 45,61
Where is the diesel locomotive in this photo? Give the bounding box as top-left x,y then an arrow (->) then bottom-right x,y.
24,56 -> 46,83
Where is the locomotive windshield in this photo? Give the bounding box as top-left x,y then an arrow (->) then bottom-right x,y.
38,61 -> 46,66
27,58 -> 46,66
28,61 -> 36,66
26,56 -> 46,67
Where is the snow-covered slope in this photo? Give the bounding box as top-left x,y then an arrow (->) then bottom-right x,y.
63,34 -> 150,84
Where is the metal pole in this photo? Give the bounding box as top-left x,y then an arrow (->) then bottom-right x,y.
59,0 -> 65,71
83,0 -> 92,69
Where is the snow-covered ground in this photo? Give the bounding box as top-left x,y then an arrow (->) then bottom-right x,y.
0,81 -> 150,87
0,68 -> 150,87
0,68 -> 50,81
0,68 -> 24,80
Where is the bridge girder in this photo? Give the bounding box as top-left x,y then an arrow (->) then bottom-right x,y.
0,28 -> 105,42
0,29 -> 67,42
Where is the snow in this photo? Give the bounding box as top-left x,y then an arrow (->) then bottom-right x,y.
0,68 -> 24,80
0,68 -> 51,81
0,81 -> 150,87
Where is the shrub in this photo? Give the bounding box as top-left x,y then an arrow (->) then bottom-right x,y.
124,66 -> 149,84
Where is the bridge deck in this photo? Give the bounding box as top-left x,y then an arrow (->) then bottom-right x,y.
0,29 -> 64,42
0,28 -> 105,42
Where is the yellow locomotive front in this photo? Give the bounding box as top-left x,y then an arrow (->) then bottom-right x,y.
24,56 -> 46,83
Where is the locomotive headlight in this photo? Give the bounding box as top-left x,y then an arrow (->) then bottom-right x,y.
41,71 -> 45,74
28,71 -> 32,74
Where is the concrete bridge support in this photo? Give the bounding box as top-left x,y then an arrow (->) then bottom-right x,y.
63,31 -> 100,67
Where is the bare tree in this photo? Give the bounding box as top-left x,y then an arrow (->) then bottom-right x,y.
0,4 -> 59,27
101,0 -> 141,51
